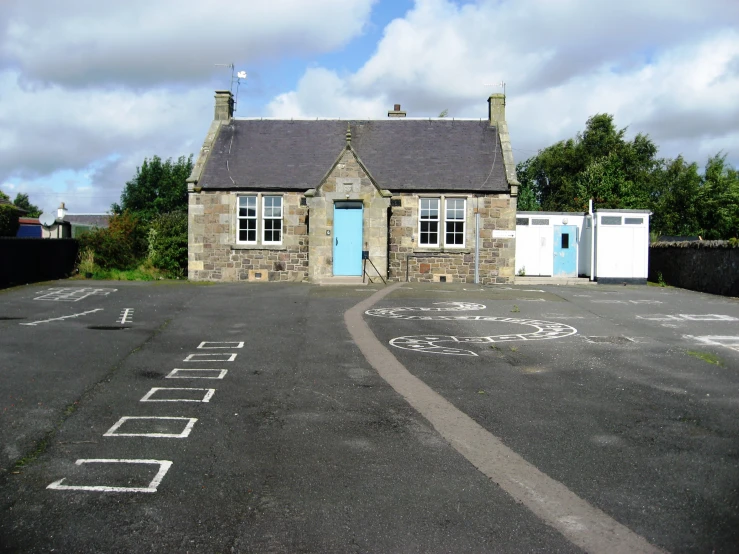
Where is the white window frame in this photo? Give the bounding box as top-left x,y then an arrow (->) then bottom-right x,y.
418,197 -> 466,248
444,197 -> 466,248
262,195 -> 283,245
237,195 -> 258,244
236,194 -> 283,246
418,198 -> 440,247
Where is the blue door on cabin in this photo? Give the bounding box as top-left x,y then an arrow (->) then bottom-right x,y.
333,203 -> 363,276
553,225 -> 577,277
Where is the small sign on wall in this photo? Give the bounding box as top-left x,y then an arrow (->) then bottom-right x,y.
493,230 -> 516,238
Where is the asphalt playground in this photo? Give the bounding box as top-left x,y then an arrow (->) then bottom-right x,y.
0,279 -> 737,553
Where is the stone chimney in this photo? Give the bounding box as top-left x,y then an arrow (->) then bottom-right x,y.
387,103 -> 406,118
57,202 -> 68,220
214,90 -> 234,121
488,93 -> 506,126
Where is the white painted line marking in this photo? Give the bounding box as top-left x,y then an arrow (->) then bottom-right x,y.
684,335 -> 739,352
348,284 -> 662,553
628,300 -> 662,304
165,368 -> 228,379
183,353 -> 237,362
591,300 -> 625,304
197,341 -> 244,349
140,387 -> 215,403
104,417 -> 197,438
679,314 -> 738,321
20,308 -> 103,326
47,459 -> 172,493
117,308 -> 134,324
366,302 -> 576,356
34,287 -> 117,302
637,314 -> 738,322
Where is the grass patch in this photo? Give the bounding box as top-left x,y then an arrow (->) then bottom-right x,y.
686,350 -> 723,366
72,261 -> 171,281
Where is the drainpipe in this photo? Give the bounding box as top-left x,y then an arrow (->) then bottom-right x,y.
589,198 -> 596,281
474,207 -> 480,284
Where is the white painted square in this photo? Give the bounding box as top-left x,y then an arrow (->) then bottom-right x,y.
140,387 -> 215,403
47,459 -> 172,493
198,341 -> 244,349
183,353 -> 237,362
165,368 -> 228,379
679,314 -> 738,321
104,417 -> 197,438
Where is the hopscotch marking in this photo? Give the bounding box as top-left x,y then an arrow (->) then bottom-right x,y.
183,353 -> 237,362
34,288 -> 117,302
684,335 -> 739,353
47,459 -> 172,493
166,368 -> 228,379
20,308 -> 103,326
118,308 -> 134,324
365,302 -> 577,356
197,341 -> 244,349
140,387 -> 215,403
637,314 -> 738,322
104,417 -> 197,438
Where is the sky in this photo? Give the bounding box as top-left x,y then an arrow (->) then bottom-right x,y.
1,0 -> 738,215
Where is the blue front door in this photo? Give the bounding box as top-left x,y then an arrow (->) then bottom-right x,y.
553,225 -> 577,277
333,203 -> 363,276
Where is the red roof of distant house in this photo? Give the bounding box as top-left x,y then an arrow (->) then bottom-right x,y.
19,217 -> 40,225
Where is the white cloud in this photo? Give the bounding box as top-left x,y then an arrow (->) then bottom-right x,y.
1,0 -> 376,87
269,0 -> 739,166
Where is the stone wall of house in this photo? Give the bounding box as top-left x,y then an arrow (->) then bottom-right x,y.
188,190 -> 308,282
307,148 -> 391,282
388,193 -> 517,284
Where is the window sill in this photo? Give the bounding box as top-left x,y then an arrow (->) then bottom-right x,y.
230,243 -> 287,251
412,248 -> 471,254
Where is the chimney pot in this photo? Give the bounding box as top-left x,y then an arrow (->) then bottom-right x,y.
388,103 -> 407,118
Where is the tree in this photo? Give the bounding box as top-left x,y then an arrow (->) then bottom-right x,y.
520,114 -> 659,212
699,153 -> 739,240
0,205 -> 20,236
112,155 -> 194,221
12,193 -> 42,218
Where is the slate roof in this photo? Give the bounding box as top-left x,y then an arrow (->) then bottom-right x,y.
199,119 -> 509,192
65,214 -> 110,228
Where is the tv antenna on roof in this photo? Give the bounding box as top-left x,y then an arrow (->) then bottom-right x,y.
215,63 -> 248,112
484,80 -> 506,97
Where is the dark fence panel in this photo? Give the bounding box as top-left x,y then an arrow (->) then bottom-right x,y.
0,238 -> 79,289
649,242 -> 739,297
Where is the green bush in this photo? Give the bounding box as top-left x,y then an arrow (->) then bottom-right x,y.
148,211 -> 188,277
78,211 -> 147,269
0,204 -> 20,237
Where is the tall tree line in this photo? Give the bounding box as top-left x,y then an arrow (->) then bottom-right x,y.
516,114 -> 739,240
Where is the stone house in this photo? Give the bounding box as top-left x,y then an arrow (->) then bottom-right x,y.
187,91 -> 519,284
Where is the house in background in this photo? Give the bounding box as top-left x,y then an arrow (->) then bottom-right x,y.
187,91 -> 520,284
17,217 -> 42,238
40,203 -> 109,238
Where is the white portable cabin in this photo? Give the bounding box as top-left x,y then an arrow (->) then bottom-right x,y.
515,209 -> 651,283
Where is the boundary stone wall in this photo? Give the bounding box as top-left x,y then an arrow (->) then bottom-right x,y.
649,242 -> 739,297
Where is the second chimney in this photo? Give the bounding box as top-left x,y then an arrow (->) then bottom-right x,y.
488,93 -> 505,126
387,103 -> 406,118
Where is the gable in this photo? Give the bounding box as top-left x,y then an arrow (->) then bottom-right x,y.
198,119 -> 509,193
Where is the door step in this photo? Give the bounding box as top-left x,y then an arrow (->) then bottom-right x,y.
514,276 -> 597,286
316,276 -> 366,286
